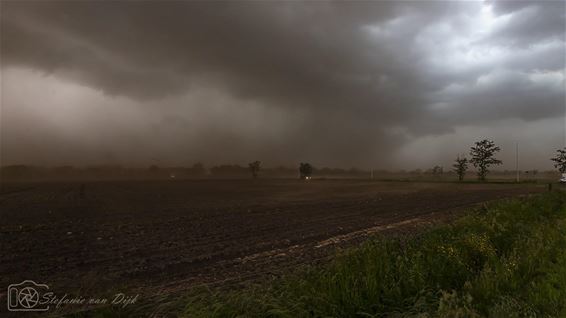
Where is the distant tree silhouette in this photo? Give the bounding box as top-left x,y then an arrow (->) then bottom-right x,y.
470,139 -> 502,181
209,165 -> 247,177
299,163 -> 313,179
191,162 -> 206,176
452,156 -> 468,181
1,165 -> 36,180
432,165 -> 443,176
248,161 -> 261,178
551,148 -> 566,173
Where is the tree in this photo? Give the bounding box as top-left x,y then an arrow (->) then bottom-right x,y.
210,164 -> 247,177
299,162 -> 313,179
452,156 -> 468,181
191,162 -> 206,176
551,148 -> 566,173
469,139 -> 502,181
248,161 -> 261,178
432,165 -> 443,176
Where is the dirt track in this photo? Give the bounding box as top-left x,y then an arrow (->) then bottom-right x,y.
0,180 -> 544,301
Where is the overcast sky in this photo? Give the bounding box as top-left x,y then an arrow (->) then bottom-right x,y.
1,1 -> 565,170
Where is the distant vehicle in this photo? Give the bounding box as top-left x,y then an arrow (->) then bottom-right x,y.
560,173 -> 566,183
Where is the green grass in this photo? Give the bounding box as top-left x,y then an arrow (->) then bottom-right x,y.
182,191 -> 566,317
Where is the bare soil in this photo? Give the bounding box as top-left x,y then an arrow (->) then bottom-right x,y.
0,179 -> 544,307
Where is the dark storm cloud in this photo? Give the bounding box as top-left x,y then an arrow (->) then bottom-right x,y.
1,1 -> 564,168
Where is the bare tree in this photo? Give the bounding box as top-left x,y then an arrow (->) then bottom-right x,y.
248,161 -> 261,178
452,155 -> 468,181
551,148 -> 566,173
470,139 -> 502,181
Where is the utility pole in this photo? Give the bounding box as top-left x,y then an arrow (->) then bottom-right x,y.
370,169 -> 374,179
515,142 -> 519,183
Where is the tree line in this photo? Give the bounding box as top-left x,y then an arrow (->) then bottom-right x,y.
2,140 -> 565,181
246,139 -> 566,182
450,139 -> 566,182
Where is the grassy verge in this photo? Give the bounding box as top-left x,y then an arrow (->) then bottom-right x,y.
182,191 -> 566,317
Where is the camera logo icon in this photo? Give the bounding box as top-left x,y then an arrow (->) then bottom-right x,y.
7,280 -> 49,312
